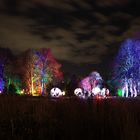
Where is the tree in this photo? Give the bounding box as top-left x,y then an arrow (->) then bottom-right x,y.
34,48 -> 63,96
79,71 -> 103,97
112,38 -> 140,97
89,71 -> 103,88
0,47 -> 13,93
17,49 -> 35,95
19,48 -> 63,96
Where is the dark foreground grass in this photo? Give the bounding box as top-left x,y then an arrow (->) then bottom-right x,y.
0,96 -> 140,140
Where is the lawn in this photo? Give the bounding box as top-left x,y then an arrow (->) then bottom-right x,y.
0,96 -> 140,140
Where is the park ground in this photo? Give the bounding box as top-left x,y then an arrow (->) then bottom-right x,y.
0,96 -> 140,140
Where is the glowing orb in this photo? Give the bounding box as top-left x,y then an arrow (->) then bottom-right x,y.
101,88 -> 106,97
101,88 -> 110,97
20,89 -> 25,94
50,87 -> 63,98
92,86 -> 101,96
74,88 -> 84,98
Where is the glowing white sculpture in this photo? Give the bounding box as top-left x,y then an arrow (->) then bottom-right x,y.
106,88 -> 110,96
101,88 -> 110,97
74,88 -> 84,98
50,87 -> 63,98
92,86 -> 101,96
101,88 -> 106,97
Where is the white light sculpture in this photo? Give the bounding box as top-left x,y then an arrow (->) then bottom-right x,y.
50,87 -> 63,98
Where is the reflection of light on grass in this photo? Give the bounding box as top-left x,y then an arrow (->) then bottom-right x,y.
117,89 -> 122,96
32,94 -> 40,96
32,90 -> 38,96
96,95 -> 104,100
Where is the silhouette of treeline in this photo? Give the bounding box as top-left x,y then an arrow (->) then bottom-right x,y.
0,47 -> 81,96
0,47 -> 63,95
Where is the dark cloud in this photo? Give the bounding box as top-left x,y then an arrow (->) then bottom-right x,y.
95,0 -> 130,7
0,0 -> 140,77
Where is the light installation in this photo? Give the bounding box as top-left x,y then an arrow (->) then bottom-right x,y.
92,86 -> 101,96
113,38 -> 140,97
74,88 -> 84,98
7,75 -> 22,95
74,71 -> 110,99
18,48 -> 62,96
0,79 -> 4,93
50,87 -> 65,98
0,59 -> 5,93
79,71 -> 103,98
117,89 -> 122,97
79,76 -> 92,97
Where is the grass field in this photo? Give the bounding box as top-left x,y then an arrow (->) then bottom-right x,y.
0,96 -> 140,140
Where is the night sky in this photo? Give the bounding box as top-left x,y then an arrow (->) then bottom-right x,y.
0,0 -> 140,79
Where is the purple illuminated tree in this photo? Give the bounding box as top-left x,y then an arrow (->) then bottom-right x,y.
89,71 -> 103,88
79,71 -> 103,97
113,38 -> 140,96
0,48 -> 13,93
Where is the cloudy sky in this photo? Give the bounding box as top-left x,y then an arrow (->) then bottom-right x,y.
0,0 -> 140,79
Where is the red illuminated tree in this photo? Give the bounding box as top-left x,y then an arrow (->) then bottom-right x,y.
18,48 -> 63,96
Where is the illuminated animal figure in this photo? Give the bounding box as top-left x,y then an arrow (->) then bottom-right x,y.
50,87 -> 64,98
74,88 -> 84,98
100,88 -> 109,97
92,86 -> 101,96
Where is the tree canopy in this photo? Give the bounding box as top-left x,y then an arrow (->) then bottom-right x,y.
112,38 -> 140,95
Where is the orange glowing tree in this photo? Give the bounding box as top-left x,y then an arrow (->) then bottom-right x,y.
19,48 -> 63,96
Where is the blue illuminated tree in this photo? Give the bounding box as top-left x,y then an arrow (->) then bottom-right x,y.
113,38 -> 140,96
0,59 -> 5,92
34,48 -> 49,96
